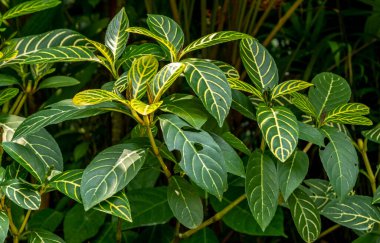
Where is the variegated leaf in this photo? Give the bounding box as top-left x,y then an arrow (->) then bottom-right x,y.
130,99 -> 162,115
2,0 -> 60,20
183,59 -> 231,127
159,114 -> 227,199
87,39 -> 114,66
2,179 -> 41,210
240,37 -> 278,91
210,60 -> 240,79
363,123 -> 380,144
119,43 -> 166,70
0,74 -> 19,87
0,87 -> 18,105
73,89 -> 129,106
28,229 -> 65,243
304,179 -> 335,210
323,103 -> 372,126
151,62 -> 185,101
0,211 -> 8,243
94,191 -> 132,222
114,71 -> 128,93
228,78 -> 264,101
180,31 -> 250,58
105,7 -> 129,60
221,131 -> 251,156
291,92 -> 317,118
271,80 -> 313,100
257,104 -> 299,162
49,169 -> 83,203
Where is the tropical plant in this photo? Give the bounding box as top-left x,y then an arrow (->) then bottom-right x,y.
0,4 -> 379,243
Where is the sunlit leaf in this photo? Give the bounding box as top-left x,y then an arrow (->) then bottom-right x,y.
271,80 -> 313,100
151,62 -> 185,101
73,89 -> 129,106
2,0 -> 60,20
130,99 -> 162,115
324,103 -> 372,126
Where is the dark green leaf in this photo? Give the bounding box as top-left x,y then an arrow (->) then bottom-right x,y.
28,208 -> 63,232
291,92 -> 317,118
304,179 -> 335,210
211,60 -> 240,79
0,74 -> 19,87
38,76 -> 80,89
221,131 -> 251,156
298,122 -> 325,147
28,229 -> 65,243
373,186 -> 380,204
181,228 -> 219,243
93,191 -> 132,222
231,90 -> 256,120
49,169 -> 83,203
2,179 -> 41,210
105,7 -> 129,60
0,211 -> 8,243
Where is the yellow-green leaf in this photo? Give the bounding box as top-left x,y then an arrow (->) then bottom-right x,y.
131,99 -> 162,115
86,39 -> 114,66
271,80 -> 313,100
73,89 -> 128,106
291,92 -> 317,118
323,103 -> 372,126
362,123 -> 380,144
0,88 -> 18,105
228,79 -> 264,102
2,0 -> 60,20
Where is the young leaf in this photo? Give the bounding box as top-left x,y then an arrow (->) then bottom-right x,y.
308,72 -> 351,119
323,103 -> 372,126
182,59 -> 231,127
320,127 -> 358,199
271,80 -> 313,100
321,196 -> 380,231
0,74 -> 19,87
231,90 -> 256,120
240,37 -> 278,91
80,143 -> 147,210
0,88 -> 18,105
38,76 -> 80,89
2,179 -> 41,210
0,211 -> 8,243
73,89 -> 129,106
257,104 -> 299,162
159,114 -> 227,199
278,151 -> 309,201
288,188 -> 321,243
93,191 -> 132,222
49,169 -> 83,203
28,229 -> 65,243
114,72 -> 128,93
245,150 -> 279,231
119,43 -> 166,70
105,7 -> 129,60
228,78 -> 264,101
304,179 -> 335,210
2,0 -> 60,20
128,55 -> 159,99
221,131 -> 251,156
211,60 -> 240,79
167,176 -> 203,229
180,31 -> 250,58
362,123 -> 380,144
291,92 -> 317,118
298,122 -> 325,147
130,99 -> 162,115
151,62 -> 185,101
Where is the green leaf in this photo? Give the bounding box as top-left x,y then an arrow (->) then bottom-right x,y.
288,188 -> 321,243
0,211 -> 8,243
211,133 -> 245,178
73,89 -> 129,106
304,179 -> 335,210
298,122 -> 325,147
373,186 -> 380,204
130,99 -> 162,115
231,90 -> 256,120
278,150 -> 309,201
308,72 -> 351,119
86,39 -> 114,67
123,187 -> 173,229
113,72 -> 128,93
128,55 -> 159,99
180,31 -> 250,58
257,104 -> 299,162
353,233 -> 380,243
228,78 -> 264,101
183,59 -> 231,127
159,114 -> 227,199
320,127 -> 358,199
321,196 -> 380,231
94,191 -> 132,222
120,43 -> 166,69
0,88 -> 18,105
160,94 -> 208,129
291,92 -> 317,118
211,60 -> 240,79
28,229 -> 65,243
245,150 -> 279,231
2,179 -> 41,210
324,103 -> 372,126
167,176 -> 203,229
240,37 -> 278,91
147,14 -> 184,57
80,143 -> 147,210
38,76 -> 80,89
0,74 -> 19,86
221,131 -> 251,156
151,62 -> 185,101
181,228 -> 219,243
0,29 -> 88,67
49,169 -> 83,203
2,0 -> 60,20
362,123 -> 380,144
271,80 -> 313,100
28,208 -> 64,232
105,7 -> 129,60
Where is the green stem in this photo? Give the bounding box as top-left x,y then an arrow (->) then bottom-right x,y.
260,137 -> 266,152
179,194 -> 247,238
317,224 -> 341,240
18,210 -> 31,236
303,142 -> 313,153
358,138 -> 376,194
12,93 -> 27,116
169,0 -> 181,24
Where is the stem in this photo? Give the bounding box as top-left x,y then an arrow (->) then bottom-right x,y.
169,0 -> 181,24
260,137 -> 266,152
6,208 -> 18,236
13,93 -> 27,116
358,138 -> 376,194
143,116 -> 171,178
18,210 -> 31,235
116,217 -> 122,243
317,224 -> 341,240
303,142 -> 313,153
252,0 -> 276,36
179,194 -> 247,238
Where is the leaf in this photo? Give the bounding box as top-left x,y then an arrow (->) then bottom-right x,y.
160,94 -> 208,129
38,76 -> 80,89
73,89 -> 129,106
308,72 -> 351,119
211,133 -> 245,178
231,90 -> 256,120
0,74 -> 19,86
221,131 -> 251,155
126,27 -> 177,61
304,179 -> 335,210
130,99 -> 162,115
353,233 -> 380,243
105,7 -> 129,60
123,187 -> 173,229
49,169 -> 83,203
180,31 -> 250,58
324,103 -> 372,126
321,196 -> 380,231
94,191 -> 132,222
240,37 -> 278,91
288,188 -> 321,243
86,39 -> 114,67
2,179 -> 41,210
181,228 -> 219,243
245,150 -> 279,231
183,59 -> 231,127
298,122 -> 325,147
0,211 -> 8,243
0,29 -> 88,67
228,78 -> 264,101
128,55 -> 159,99
0,88 -> 18,105
373,186 -> 380,204
320,127 -> 358,199
362,123 -> 380,144
211,60 -> 240,79
120,43 -> 166,69
28,229 -> 65,243
271,80 -> 313,100
151,62 -> 185,101
291,92 -> 317,118
28,208 -> 63,232
167,176 -> 203,229
80,143 -> 147,210
257,104 -> 299,162
147,14 -> 184,57
114,72 -> 128,93
278,151 -> 309,201
159,114 -> 227,199
2,0 -> 60,19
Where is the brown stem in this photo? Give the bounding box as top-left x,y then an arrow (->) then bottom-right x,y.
116,217 -> 122,243
169,0 -> 181,24
302,142 -> 313,153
